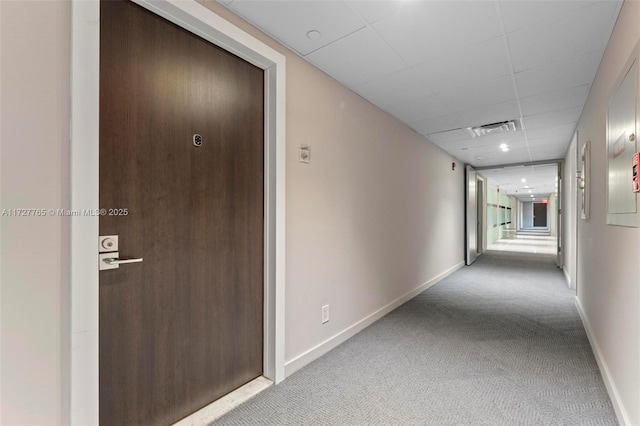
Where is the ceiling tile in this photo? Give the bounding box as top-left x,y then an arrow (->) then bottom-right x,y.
499,1 -> 598,34
455,100 -> 520,128
411,37 -> 511,94
442,131 -> 527,152
483,164 -> 559,197
507,2 -> 618,73
458,146 -> 532,166
347,1 -> 402,24
526,135 -> 572,149
352,68 -> 432,109
527,123 -> 576,140
427,129 -> 471,144
384,95 -> 449,124
520,84 -> 590,116
228,1 -> 365,56
524,106 -> 582,130
529,146 -> 568,160
436,76 -> 516,112
529,146 -> 568,156
373,1 -> 501,66
410,113 -> 461,135
306,28 -> 406,87
515,51 -> 601,98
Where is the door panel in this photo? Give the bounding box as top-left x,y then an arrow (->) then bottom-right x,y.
557,165 -> 563,267
533,203 -> 548,227
476,179 -> 484,254
99,1 -> 264,424
466,165 -> 477,265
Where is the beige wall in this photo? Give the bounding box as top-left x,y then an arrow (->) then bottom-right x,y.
0,1 -> 71,424
571,1 -> 640,423
199,0 -> 465,367
562,134 -> 578,289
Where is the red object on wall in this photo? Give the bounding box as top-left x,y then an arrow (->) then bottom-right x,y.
633,152 -> 639,193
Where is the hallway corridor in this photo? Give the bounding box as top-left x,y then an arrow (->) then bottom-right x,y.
487,235 -> 557,255
215,253 -> 615,425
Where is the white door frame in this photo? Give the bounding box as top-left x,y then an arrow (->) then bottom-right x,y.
70,1 -> 286,423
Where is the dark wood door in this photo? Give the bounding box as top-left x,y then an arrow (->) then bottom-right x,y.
533,203 -> 548,227
99,1 -> 264,424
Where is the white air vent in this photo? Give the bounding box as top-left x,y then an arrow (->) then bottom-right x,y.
466,119 -> 522,138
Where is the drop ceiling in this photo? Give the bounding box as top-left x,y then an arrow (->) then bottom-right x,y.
482,163 -> 558,202
220,0 -> 621,168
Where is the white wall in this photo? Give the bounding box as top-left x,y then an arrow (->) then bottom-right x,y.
497,191 -> 515,239
486,185 -> 516,244
197,0 -> 465,371
571,1 -> 640,423
0,1 -> 71,424
521,202 -> 534,228
563,134 -> 578,289
486,185 -> 499,245
549,194 -> 557,236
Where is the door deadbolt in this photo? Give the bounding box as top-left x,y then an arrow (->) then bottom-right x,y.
99,235 -> 119,252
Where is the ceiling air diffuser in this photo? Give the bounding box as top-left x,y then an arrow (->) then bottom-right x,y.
466,119 -> 521,138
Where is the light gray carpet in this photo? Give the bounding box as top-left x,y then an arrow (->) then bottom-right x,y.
214,252 -> 617,425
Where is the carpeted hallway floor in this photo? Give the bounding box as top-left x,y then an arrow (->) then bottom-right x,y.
214,252 -> 617,425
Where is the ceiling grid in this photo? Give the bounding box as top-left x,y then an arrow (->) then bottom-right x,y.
221,0 -> 623,191
493,0 -> 532,163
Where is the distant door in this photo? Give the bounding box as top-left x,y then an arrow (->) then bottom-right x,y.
99,1 -> 264,424
557,165 -> 563,268
476,179 -> 484,254
466,165 -> 478,265
533,203 -> 548,227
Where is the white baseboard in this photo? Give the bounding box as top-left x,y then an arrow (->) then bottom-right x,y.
562,267 -> 571,288
284,261 -> 465,377
575,297 -> 631,426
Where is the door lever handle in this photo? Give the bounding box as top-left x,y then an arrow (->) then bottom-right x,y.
104,257 -> 143,265
99,252 -> 143,270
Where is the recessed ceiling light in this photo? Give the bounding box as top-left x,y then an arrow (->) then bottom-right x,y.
524,185 -> 529,188
521,178 -> 526,183
530,194 -> 534,197
306,30 -> 322,40
528,190 -> 532,193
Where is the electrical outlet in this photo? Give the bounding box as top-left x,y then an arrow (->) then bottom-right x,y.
321,305 -> 329,324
